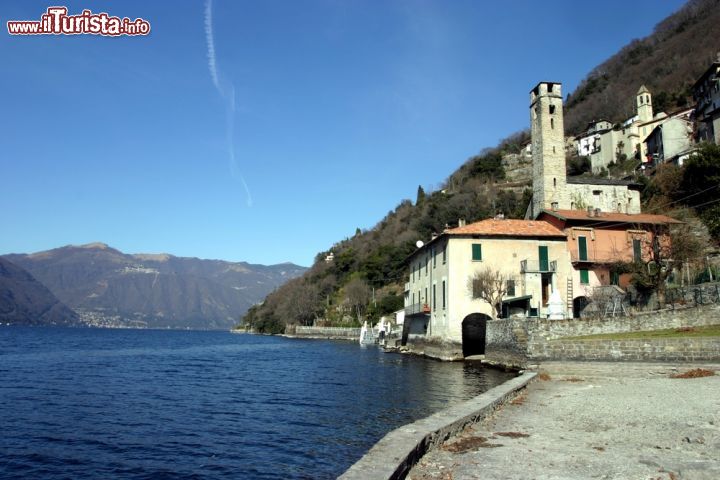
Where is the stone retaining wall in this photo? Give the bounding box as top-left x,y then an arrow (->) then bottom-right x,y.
486,304 -> 720,366
532,338 -> 720,362
286,326 -> 361,339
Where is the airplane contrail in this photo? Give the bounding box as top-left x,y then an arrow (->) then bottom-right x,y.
204,0 -> 253,207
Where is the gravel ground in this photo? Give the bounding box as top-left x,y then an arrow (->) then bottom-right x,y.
407,362 -> 720,480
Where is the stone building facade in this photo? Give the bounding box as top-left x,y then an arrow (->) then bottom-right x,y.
528,81 -> 641,219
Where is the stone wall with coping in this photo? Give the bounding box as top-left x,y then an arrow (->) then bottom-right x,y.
486,304 -> 720,366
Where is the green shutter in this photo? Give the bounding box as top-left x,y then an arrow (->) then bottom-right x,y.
580,269 -> 589,284
538,246 -> 549,271
472,244 -> 482,261
633,239 -> 642,262
578,236 -> 588,261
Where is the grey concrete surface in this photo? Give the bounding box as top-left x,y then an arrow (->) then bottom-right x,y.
407,362 -> 720,480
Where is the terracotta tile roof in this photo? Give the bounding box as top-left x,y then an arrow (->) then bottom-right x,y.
446,219 -> 566,238
541,209 -> 682,225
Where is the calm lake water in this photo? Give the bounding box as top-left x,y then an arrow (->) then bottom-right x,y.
0,327 -> 513,479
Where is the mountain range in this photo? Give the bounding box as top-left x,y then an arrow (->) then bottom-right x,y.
0,257 -> 81,326
2,243 -> 306,330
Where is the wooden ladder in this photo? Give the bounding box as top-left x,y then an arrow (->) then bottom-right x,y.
566,277 -> 573,318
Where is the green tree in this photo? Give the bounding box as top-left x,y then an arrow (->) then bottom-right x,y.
416,185 -> 426,205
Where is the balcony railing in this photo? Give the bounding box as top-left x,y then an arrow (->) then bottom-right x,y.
520,259 -> 557,273
570,252 -> 625,264
404,303 -> 431,316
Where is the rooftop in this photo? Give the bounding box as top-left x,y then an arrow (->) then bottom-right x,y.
541,209 -> 682,225
446,219 -> 566,238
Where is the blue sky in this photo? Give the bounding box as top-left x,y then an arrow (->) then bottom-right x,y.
1,0 -> 686,266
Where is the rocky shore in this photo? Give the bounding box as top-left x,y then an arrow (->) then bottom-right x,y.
408,361 -> 720,480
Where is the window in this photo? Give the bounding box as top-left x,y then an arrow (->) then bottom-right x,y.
412,292 -> 415,305
432,284 -> 436,311
507,279 -> 516,297
424,288 -> 427,306
412,264 -> 415,282
633,238 -> 642,262
538,245 -> 549,271
442,280 -> 446,309
432,248 -> 436,268
610,271 -> 620,286
549,104 -> 556,114
580,269 -> 589,284
442,247 -> 446,264
578,236 -> 588,261
472,243 -> 482,261
550,118 -> 554,129
425,256 -> 428,276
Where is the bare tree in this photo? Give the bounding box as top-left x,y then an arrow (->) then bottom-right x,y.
277,279 -> 322,326
467,267 -> 509,318
344,277 -> 371,323
630,220 -> 705,307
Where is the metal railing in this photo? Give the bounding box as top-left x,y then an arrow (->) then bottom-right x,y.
520,259 -> 557,273
404,303 -> 431,316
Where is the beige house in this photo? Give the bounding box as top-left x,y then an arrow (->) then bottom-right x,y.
403,218 -> 572,356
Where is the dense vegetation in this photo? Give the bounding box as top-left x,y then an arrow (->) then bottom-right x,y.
241,0 -> 720,333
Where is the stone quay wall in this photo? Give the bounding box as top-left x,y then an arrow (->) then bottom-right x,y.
486,304 -> 720,366
286,325 -> 361,340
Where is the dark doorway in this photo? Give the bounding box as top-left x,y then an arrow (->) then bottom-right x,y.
573,296 -> 590,318
462,313 -> 491,357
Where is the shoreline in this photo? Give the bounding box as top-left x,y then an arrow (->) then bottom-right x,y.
409,361 -> 720,480
340,371 -> 535,479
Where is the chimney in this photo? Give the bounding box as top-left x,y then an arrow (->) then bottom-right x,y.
551,202 -> 558,212
595,208 -> 601,217
494,212 -> 505,220
458,218 -> 466,227
587,206 -> 593,217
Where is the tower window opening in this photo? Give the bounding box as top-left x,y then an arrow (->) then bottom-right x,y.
553,178 -> 557,187
552,146 -> 556,153
549,104 -> 556,114
550,118 -> 554,129
646,95 -> 650,103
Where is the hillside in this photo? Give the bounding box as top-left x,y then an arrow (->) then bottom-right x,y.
564,0 -> 720,134
242,0 -> 720,333
4,243 -> 306,330
0,257 -> 81,326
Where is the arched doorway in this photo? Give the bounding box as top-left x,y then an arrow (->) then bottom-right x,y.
462,313 -> 491,357
573,296 -> 590,318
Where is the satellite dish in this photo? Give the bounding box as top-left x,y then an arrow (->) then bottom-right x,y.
416,240 -> 424,248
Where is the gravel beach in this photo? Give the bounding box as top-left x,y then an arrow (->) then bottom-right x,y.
408,362 -> 720,480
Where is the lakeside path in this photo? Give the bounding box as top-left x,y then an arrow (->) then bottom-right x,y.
408,362 -> 720,480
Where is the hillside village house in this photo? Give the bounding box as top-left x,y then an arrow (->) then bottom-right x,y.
573,86 -> 675,173
643,110 -> 695,166
537,209 -> 682,316
403,218 -> 572,356
693,60 -> 720,144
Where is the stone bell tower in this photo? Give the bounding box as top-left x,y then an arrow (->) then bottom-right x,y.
636,85 -> 653,123
530,82 -> 567,218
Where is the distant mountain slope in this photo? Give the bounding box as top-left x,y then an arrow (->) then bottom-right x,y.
4,244 -> 306,330
0,257 -> 80,326
564,0 -> 720,134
